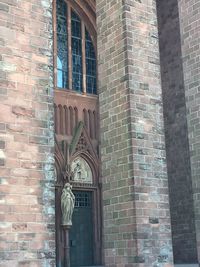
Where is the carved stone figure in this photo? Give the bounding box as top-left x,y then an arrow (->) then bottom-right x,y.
71,157 -> 92,183
61,183 -> 75,226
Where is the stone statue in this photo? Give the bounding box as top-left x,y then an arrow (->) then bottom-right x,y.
61,183 -> 75,226
71,157 -> 93,183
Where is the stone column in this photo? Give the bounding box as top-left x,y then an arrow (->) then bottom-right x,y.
97,0 -> 173,266
178,0 -> 200,262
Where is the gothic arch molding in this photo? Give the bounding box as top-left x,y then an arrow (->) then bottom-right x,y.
54,0 -> 97,52
55,137 -> 65,184
67,0 -> 96,39
70,150 -> 99,185
54,0 -> 102,265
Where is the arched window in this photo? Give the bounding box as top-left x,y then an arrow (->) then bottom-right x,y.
55,0 -> 97,95
54,2 -> 101,266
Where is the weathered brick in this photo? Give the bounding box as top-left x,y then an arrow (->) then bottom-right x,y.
157,0 -> 200,263
12,106 -> 35,118
0,0 -> 54,265
0,3 -> 9,12
178,0 -> 200,262
97,0 -> 173,265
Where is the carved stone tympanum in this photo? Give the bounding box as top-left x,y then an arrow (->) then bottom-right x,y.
71,157 -> 93,184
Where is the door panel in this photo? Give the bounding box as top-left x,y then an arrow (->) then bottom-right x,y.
70,191 -> 94,267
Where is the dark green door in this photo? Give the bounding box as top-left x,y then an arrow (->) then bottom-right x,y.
70,191 -> 94,267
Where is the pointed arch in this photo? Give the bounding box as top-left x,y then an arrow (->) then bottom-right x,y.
54,1 -> 101,266
70,151 -> 99,185
53,0 -> 97,92
67,0 -> 96,47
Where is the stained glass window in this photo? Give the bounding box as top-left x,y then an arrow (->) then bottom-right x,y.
85,29 -> 97,94
71,11 -> 82,92
56,0 -> 68,88
56,0 -> 97,94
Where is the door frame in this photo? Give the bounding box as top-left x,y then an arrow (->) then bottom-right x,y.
55,146 -> 102,266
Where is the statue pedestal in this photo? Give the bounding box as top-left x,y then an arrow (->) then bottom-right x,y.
62,224 -> 71,267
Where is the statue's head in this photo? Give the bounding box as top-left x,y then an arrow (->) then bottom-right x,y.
64,183 -> 72,189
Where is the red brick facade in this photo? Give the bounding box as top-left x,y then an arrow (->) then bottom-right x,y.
97,0 -> 173,266
178,0 -> 200,262
0,0 -> 55,266
0,0 -> 200,266
157,0 -> 198,263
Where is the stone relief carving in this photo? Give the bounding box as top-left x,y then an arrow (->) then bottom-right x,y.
71,157 -> 93,184
61,183 -> 75,226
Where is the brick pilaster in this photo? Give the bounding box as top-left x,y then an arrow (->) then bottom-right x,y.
96,0 -> 173,266
157,0 -> 198,263
178,0 -> 200,262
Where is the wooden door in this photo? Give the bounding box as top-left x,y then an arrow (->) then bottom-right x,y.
70,191 -> 94,267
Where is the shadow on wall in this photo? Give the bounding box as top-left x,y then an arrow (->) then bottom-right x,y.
156,0 -> 198,264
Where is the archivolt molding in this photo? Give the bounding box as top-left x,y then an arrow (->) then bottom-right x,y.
70,150 -> 99,185
55,136 -> 65,183
66,0 -> 96,46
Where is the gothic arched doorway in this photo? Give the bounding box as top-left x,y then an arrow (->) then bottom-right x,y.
53,0 -> 102,266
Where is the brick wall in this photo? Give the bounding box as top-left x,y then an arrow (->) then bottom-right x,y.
0,0 -> 55,266
97,0 -> 173,266
157,0 -> 198,263
177,0 -> 200,262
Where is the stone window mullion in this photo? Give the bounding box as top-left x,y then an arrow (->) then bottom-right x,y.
67,4 -> 72,90
81,21 -> 86,94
